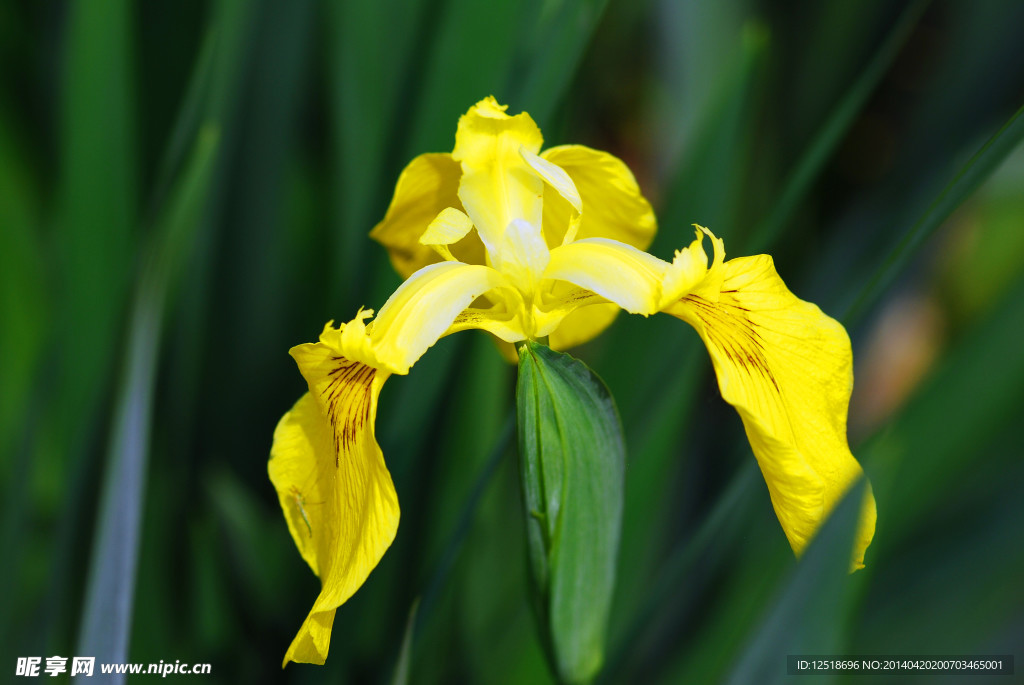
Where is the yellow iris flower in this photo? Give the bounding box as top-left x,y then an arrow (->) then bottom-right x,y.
269,97 -> 876,666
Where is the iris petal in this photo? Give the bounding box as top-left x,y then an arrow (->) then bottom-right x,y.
370,261 -> 517,372
537,147 -> 657,348
452,96 -> 544,255
521,145 -> 582,215
547,301 -> 621,351
540,145 -> 656,250
420,207 -> 475,262
665,255 -> 876,569
544,238 -> 667,315
369,153 -> 485,277
269,350 -> 397,665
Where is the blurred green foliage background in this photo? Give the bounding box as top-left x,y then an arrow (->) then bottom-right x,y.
1,0 -> 1023,683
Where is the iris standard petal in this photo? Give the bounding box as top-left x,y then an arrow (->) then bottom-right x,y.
269,347 -> 397,665
369,152 -> 485,277
539,145 -> 656,250
664,254 -> 876,569
521,145 -> 582,215
538,147 -> 657,348
452,97 -> 544,254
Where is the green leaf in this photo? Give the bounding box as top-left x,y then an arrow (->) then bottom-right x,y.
516,341 -> 624,684
0,107 -> 45,467
744,0 -> 929,254
508,0 -> 610,128
74,126 -> 219,676
723,480 -> 869,685
842,102 -> 1024,325
325,0 -> 429,310
390,599 -> 420,685
862,269 -> 1024,549
55,0 -> 137,453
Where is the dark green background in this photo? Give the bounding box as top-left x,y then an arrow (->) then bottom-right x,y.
1,0 -> 1022,683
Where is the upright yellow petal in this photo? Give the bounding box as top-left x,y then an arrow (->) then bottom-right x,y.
539,146 -> 657,348
520,145 -> 582,215
369,152 -> 485,278
540,145 -> 656,250
269,342 -> 398,665
452,97 -> 544,254
665,255 -> 876,569
420,207 -> 476,262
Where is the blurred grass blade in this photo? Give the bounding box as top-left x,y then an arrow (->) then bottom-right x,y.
38,0 -> 138,657
390,599 -> 420,685
147,25 -> 217,216
517,341 -> 624,684
417,415 -> 513,628
603,463 -> 759,681
843,102 -> 1024,325
56,0 -> 137,449
0,108 -> 45,464
0,104 -> 46,656
73,274 -> 160,684
74,129 -> 219,680
326,0 -> 428,309
203,466 -> 293,621
863,270 -> 1024,548
723,480 -> 868,685
745,0 -> 930,254
655,20 -> 768,249
509,0 -> 610,127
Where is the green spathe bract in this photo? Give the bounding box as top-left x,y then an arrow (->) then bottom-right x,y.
516,340 -> 625,684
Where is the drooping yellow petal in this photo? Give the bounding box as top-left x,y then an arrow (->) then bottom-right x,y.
452,97 -> 544,254
369,261 -> 520,372
541,227 -> 719,350
539,145 -> 656,250
544,238 -> 668,315
446,307 -> 529,343
269,394 -> 334,578
664,255 -> 876,569
369,152 -> 485,278
269,345 -> 398,665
